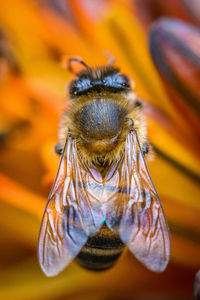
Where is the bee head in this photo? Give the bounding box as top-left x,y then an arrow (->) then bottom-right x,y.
69,65 -> 130,97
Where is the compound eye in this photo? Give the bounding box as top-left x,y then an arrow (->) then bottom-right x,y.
116,74 -> 130,88
70,77 -> 91,97
103,74 -> 130,89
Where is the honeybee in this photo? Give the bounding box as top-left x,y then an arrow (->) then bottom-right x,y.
38,58 -> 171,276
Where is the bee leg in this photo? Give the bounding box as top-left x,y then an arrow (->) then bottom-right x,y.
142,142 -> 149,155
134,98 -> 143,108
55,142 -> 63,155
126,117 -> 134,131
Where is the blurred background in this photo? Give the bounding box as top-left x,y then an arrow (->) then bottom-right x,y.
0,0 -> 200,299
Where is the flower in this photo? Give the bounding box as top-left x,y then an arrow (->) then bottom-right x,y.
0,0 -> 199,299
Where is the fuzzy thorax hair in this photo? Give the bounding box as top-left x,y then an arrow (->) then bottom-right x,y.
58,90 -> 147,167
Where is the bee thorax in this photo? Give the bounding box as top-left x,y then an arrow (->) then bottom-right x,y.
75,101 -> 126,140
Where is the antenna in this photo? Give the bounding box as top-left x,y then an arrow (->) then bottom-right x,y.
67,57 -> 89,74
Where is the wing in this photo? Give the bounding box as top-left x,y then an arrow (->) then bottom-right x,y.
38,137 -> 103,277
106,131 -> 171,272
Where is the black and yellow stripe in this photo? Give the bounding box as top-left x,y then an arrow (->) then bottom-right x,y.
76,224 -> 125,271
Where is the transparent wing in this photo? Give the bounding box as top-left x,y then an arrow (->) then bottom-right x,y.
106,131 -> 171,272
38,137 -> 103,277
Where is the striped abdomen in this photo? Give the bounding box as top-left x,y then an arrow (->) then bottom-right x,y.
76,224 -> 125,271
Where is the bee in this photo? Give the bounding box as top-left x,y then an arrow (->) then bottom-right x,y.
38,57 -> 171,276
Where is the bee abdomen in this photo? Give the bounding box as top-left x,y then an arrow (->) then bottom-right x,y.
76,225 -> 125,271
